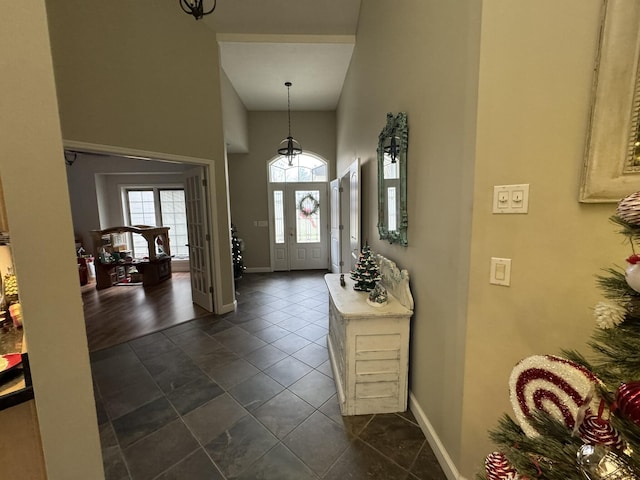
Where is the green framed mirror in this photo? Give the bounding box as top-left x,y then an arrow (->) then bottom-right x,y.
377,112 -> 408,246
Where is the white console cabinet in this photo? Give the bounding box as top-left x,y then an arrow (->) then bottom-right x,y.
325,255 -> 414,416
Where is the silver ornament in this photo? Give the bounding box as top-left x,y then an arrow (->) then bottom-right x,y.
577,444 -> 637,480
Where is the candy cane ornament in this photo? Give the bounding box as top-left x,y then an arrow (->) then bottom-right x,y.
509,355 -> 601,437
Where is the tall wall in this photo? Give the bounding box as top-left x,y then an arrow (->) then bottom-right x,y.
228,111 -> 336,270
46,0 -> 235,312
221,69 -> 250,154
337,0 -> 626,478
0,1 -> 103,477
461,0 -> 626,476
337,0 -> 481,474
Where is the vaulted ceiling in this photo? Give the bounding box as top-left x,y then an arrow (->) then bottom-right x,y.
195,0 -> 362,111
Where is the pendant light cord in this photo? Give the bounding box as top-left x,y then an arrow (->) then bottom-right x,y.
286,82 -> 293,137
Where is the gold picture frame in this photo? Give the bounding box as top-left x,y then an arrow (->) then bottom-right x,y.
580,0 -> 640,202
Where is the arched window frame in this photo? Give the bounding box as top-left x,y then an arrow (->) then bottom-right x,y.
268,152 -> 328,183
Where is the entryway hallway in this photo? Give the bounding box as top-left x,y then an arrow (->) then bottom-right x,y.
91,271 -> 446,479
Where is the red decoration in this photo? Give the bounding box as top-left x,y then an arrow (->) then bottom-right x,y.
627,254 -> 640,265
614,381 -> 640,427
485,452 -> 519,480
509,355 -> 600,437
578,400 -> 624,449
625,256 -> 640,292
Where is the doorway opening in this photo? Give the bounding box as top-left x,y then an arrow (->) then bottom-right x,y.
65,142 -> 222,349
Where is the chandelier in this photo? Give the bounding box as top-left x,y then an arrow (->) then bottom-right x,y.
384,133 -> 399,164
277,82 -> 303,166
179,0 -> 217,20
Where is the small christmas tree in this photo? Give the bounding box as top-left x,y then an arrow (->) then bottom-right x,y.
231,224 -> 245,281
350,242 -> 381,292
478,191 -> 640,480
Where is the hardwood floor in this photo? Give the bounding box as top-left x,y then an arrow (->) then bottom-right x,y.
82,272 -> 210,352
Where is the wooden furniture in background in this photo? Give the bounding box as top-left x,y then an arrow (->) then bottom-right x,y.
325,254 -> 414,416
91,226 -> 172,289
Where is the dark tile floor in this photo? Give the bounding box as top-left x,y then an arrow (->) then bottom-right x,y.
91,271 -> 447,480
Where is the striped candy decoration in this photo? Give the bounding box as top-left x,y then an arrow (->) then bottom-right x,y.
578,401 -> 624,450
485,452 -> 519,480
509,355 -> 601,438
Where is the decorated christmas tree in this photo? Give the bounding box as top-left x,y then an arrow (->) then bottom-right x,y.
479,191 -> 640,480
350,242 -> 381,292
231,224 -> 245,281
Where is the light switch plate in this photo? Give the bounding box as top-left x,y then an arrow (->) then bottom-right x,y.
492,184 -> 529,214
490,257 -> 511,286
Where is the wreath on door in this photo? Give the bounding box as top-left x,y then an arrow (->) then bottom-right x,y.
298,193 -> 320,218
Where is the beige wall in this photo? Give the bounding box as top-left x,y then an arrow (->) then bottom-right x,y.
337,0 -> 481,473
228,111 -> 336,269
0,401 -> 46,478
221,69 -> 250,154
461,0 -> 627,475
337,0 -> 630,478
0,1 -> 103,477
46,0 -> 235,311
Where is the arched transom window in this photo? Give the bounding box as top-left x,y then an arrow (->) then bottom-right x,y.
269,153 -> 328,183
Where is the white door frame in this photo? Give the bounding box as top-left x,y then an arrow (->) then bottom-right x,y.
268,182 -> 329,271
63,140 -> 228,313
329,158 -> 360,273
330,177 -> 341,273
346,158 -> 360,272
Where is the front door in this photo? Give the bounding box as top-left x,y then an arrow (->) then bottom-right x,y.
270,182 -> 329,271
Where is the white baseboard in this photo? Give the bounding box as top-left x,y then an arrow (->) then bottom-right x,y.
409,392 -> 466,480
244,267 -> 272,273
216,299 -> 237,315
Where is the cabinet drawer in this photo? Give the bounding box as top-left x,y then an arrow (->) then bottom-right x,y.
356,358 -> 399,376
355,333 -> 400,352
355,334 -> 401,361
355,380 -> 399,399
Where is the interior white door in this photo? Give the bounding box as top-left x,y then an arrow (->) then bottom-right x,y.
183,167 -> 214,311
330,178 -> 341,273
348,159 -> 360,272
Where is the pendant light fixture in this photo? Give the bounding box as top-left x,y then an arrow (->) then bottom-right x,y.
384,133 -> 399,164
179,0 -> 217,20
277,82 -> 303,166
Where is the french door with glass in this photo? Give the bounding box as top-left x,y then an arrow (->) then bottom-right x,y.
269,182 -> 328,271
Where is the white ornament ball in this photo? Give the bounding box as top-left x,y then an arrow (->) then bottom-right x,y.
625,262 -> 640,293
617,191 -> 640,225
